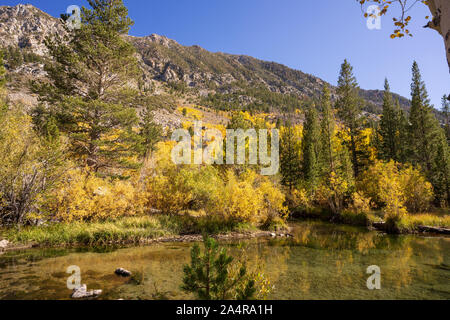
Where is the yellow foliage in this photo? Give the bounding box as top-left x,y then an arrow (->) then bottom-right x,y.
220,170 -> 263,223
358,160 -> 434,215
178,106 -> 203,120
220,170 -> 287,224
316,171 -> 351,215
143,140 -> 287,225
399,165 -> 434,213
145,173 -> 193,215
349,192 -> 372,214
48,168 -> 144,222
287,188 -> 311,210
0,108 -> 67,224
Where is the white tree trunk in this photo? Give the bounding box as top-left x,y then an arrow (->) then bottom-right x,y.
427,0 -> 450,73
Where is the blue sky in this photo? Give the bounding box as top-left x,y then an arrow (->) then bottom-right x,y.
3,0 -> 449,108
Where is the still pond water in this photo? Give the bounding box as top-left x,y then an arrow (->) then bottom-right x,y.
0,221 -> 449,300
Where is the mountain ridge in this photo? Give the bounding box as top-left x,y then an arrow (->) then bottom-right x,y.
1,4 -> 412,115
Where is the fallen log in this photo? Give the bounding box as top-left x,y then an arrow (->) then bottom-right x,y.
417,226 -> 450,235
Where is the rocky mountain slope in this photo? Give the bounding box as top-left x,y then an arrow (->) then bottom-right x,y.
1,4 -> 412,116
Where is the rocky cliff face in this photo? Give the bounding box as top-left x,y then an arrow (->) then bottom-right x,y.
0,4 -> 412,114
0,4 -> 65,55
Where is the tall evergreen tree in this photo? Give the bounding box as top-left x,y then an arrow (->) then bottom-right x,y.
335,59 -> 363,177
442,94 -> 450,142
408,61 -> 441,172
396,104 -> 410,163
302,105 -> 321,190
431,130 -> 450,206
379,79 -> 398,161
320,85 -> 335,174
408,61 -> 450,204
280,119 -> 301,190
33,0 -> 141,172
319,85 -> 354,215
139,104 -> 162,160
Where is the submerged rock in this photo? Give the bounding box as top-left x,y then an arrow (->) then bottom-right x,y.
71,284 -> 102,299
115,268 -> 132,277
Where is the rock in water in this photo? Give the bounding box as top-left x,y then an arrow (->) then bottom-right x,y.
115,268 -> 132,277
71,284 -> 102,299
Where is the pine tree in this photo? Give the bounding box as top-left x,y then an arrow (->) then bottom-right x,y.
431,131 -> 450,206
181,235 -> 256,300
408,61 -> 450,205
408,61 -> 441,172
5,46 -> 23,69
280,119 -> 301,190
379,79 -> 399,161
319,85 -> 354,215
33,0 -> 141,172
335,59 -> 363,177
442,95 -> 450,142
139,104 -> 162,160
396,105 -> 410,163
320,85 -> 335,174
302,105 -> 321,190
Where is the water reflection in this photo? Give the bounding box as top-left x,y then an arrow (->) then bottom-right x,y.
0,221 -> 448,300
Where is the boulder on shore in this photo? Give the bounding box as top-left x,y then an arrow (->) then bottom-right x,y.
115,268 -> 132,277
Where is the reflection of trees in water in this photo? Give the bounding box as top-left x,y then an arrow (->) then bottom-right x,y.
254,222 -> 449,299
0,227 -> 448,300
227,240 -> 292,298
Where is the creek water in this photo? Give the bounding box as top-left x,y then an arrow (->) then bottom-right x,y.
0,221 -> 449,300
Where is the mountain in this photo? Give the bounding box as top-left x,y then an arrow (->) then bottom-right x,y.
0,4 -> 413,117
0,4 -> 65,55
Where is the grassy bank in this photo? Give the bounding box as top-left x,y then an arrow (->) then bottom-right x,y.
2,215 -> 259,247
394,213 -> 450,233
291,207 -> 450,234
3,210 -> 449,247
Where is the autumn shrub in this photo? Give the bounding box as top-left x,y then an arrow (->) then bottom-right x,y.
145,172 -> 193,215
316,172 -> 352,216
349,192 -> 372,214
144,146 -> 223,215
219,170 -> 263,224
145,142 -> 287,227
358,160 -> 433,216
398,165 -> 434,213
0,108 -> 66,225
47,168 -> 145,222
256,176 -> 288,228
219,170 -> 287,226
286,188 -> 311,211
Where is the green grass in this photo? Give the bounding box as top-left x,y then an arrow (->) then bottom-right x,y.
395,214 -> 450,233
2,215 -> 258,247
292,205 -> 449,234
